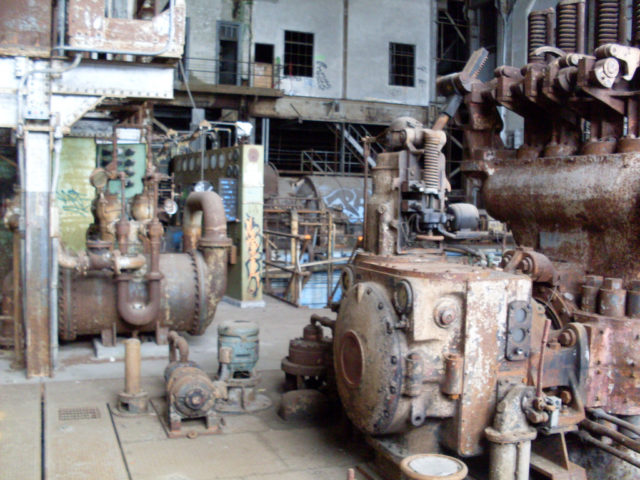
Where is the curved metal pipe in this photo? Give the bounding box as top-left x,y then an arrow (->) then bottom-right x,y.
181,191 -> 231,334
116,177 -> 164,327
183,191 -> 230,249
168,331 -> 189,363
116,275 -> 161,327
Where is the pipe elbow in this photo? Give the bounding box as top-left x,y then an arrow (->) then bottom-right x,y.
184,191 -> 231,248
168,330 -> 190,362
116,278 -> 161,327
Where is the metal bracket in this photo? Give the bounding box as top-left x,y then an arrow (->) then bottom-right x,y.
506,301 -> 532,361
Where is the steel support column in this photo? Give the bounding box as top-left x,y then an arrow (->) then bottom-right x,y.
22,130 -> 51,377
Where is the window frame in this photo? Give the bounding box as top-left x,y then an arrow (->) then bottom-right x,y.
284,30 -> 314,78
389,42 -> 416,87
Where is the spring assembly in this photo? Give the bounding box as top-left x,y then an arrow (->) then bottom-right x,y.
557,1 -> 578,53
633,0 -> 640,46
422,135 -> 441,191
596,0 -> 621,47
528,10 -> 549,62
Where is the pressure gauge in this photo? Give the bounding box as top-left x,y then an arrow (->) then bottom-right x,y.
393,280 -> 413,315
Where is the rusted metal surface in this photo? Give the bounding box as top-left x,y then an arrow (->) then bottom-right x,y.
66,0 -> 185,58
333,255 -> 532,456
0,0 -> 52,57
164,331 -> 222,438
117,338 -> 149,414
454,3 -> 640,477
58,174 -> 230,343
281,320 -> 332,391
278,389 -> 330,421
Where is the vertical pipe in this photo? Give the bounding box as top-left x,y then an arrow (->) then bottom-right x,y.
362,139 -> 369,247
340,123 -> 346,174
327,210 -> 334,307
12,228 -> 24,367
619,0 -> 628,44
56,0 -> 67,56
489,443 -> 517,480
577,0 -> 586,53
124,338 -> 141,394
290,209 -> 299,305
516,441 -> 532,480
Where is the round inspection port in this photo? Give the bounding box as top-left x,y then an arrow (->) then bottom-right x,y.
338,330 -> 364,388
400,454 -> 468,480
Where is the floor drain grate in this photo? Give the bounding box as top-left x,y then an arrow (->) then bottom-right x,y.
58,407 -> 101,421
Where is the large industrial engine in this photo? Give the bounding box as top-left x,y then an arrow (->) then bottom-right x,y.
319,3 -> 640,479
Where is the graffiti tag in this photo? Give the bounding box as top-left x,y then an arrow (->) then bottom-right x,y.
315,61 -> 331,91
58,189 -> 91,217
244,214 -> 263,298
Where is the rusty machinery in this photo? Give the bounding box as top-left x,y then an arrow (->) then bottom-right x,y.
163,331 -> 225,437
282,314 -> 335,391
52,126 -> 232,345
281,5 -> 640,478
160,325 -> 271,437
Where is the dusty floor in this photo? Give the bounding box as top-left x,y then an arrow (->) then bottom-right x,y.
0,298 -> 375,480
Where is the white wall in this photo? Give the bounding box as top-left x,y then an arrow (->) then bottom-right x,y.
184,0 -> 234,84
185,0 -> 436,106
345,0 -> 434,106
253,0 -> 344,99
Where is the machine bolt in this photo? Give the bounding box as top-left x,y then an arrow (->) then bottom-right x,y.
439,309 -> 455,325
391,356 -> 398,365
558,330 -> 576,347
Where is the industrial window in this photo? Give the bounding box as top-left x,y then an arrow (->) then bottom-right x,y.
389,43 -> 415,87
284,30 -> 314,77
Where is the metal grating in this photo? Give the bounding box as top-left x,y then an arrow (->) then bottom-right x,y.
58,406 -> 101,421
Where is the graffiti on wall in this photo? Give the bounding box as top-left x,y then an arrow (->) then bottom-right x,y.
323,187 -> 366,223
58,189 -> 91,217
315,61 -> 331,90
244,214 -> 263,297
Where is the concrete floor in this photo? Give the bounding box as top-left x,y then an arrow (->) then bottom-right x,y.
0,298 -> 375,480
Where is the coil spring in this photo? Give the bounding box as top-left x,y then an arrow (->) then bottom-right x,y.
557,2 -> 578,53
596,0 -> 620,47
633,0 -> 640,46
422,136 -> 441,190
528,11 -> 548,62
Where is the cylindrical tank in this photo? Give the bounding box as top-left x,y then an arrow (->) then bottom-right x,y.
58,252 -> 213,340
